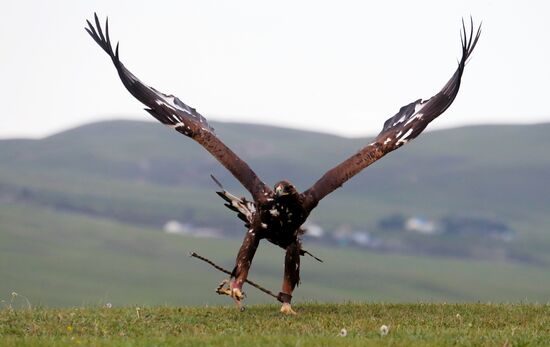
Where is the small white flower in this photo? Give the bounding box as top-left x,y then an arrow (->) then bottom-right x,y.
380,324 -> 389,336
338,328 -> 347,337
105,302 -> 112,308
11,292 -> 18,298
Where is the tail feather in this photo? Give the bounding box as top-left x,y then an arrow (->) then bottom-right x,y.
211,175 -> 255,227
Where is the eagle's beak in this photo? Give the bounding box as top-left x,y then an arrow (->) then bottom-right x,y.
275,185 -> 286,197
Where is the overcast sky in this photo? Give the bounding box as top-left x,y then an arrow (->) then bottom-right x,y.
1,0 -> 549,139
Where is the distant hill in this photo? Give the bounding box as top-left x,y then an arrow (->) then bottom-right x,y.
1,120 -> 550,264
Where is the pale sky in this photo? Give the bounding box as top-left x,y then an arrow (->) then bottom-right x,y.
1,0 -> 549,139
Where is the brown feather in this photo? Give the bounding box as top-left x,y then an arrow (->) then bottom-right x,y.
301,19 -> 481,211
86,13 -> 271,202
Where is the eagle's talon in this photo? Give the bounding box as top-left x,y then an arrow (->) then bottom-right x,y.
230,287 -> 245,311
216,287 -> 232,296
216,279 -> 232,296
216,279 -> 246,310
280,303 -> 297,315
230,287 -> 245,301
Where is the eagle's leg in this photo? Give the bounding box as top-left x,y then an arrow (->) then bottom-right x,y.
279,240 -> 301,315
227,229 -> 260,307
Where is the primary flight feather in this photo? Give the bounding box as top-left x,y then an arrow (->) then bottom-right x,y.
86,13 -> 481,314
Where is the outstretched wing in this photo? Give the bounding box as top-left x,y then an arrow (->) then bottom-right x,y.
86,13 -> 271,202
301,18 -> 481,211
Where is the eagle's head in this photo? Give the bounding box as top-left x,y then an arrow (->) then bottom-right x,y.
274,181 -> 298,198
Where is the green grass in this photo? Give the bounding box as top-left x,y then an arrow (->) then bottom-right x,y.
1,303 -> 549,346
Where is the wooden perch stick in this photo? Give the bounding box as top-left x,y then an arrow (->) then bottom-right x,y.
189,251 -> 281,302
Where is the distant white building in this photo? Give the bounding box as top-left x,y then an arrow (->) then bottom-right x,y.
163,220 -> 189,234
163,220 -> 222,238
351,232 -> 372,246
405,217 -> 438,234
302,222 -> 324,238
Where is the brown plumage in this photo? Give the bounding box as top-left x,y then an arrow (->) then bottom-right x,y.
86,14 -> 481,314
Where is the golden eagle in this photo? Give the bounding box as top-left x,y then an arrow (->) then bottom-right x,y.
86,14 -> 481,314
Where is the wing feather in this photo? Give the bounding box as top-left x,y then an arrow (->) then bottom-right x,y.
211,175 -> 256,227
302,18 -> 481,210
86,13 -> 271,201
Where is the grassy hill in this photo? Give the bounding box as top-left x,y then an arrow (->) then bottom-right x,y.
2,120 -> 549,225
2,304 -> 549,346
1,120 -> 550,261
3,121 -> 550,220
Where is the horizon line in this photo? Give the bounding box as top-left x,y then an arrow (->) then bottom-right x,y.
1,116 -> 549,141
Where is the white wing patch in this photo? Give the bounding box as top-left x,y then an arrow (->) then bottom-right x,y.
415,100 -> 426,113
392,115 -> 406,127
151,93 -> 213,133
404,112 -> 423,127
168,121 -> 185,129
404,101 -> 427,126
154,95 -> 194,115
396,128 -> 414,145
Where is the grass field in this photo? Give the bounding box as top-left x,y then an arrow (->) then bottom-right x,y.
1,303 -> 549,346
